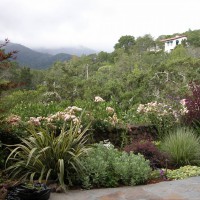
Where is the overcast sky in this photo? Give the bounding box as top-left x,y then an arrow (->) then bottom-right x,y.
0,0 -> 199,52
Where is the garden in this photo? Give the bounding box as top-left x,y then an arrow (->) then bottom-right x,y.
0,84 -> 200,199
1,36 -> 200,199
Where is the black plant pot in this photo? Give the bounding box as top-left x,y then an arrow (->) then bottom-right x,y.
6,183 -> 51,200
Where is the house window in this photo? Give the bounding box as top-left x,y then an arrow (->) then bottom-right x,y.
176,40 -> 179,45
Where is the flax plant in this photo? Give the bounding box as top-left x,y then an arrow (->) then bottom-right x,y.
5,123 -> 91,191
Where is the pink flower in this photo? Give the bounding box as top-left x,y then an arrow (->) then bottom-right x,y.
6,115 -> 21,126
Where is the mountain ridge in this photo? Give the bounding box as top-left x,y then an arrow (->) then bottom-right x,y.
4,42 -> 97,69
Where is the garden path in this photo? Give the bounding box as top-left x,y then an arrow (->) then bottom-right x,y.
50,176 -> 200,200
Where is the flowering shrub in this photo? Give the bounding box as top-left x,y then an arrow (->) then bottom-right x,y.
137,101 -> 188,121
3,97 -> 127,147
27,106 -> 82,127
2,106 -> 83,141
137,101 -> 188,138
72,99 -> 127,147
5,115 -> 22,126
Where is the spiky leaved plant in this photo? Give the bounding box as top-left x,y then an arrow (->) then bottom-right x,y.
5,123 -> 91,191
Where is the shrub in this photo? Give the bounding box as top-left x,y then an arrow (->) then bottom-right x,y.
124,140 -> 168,169
0,88 -> 44,116
10,102 -> 64,121
113,151 -> 151,186
2,106 -> 84,141
5,123 -> 90,190
161,127 -> 200,167
73,98 -> 128,148
137,101 -> 188,139
41,91 -> 61,103
182,82 -> 200,126
78,143 -> 151,189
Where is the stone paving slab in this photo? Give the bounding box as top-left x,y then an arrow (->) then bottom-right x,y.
49,176 -> 200,200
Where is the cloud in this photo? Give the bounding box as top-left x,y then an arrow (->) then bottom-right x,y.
0,0 -> 200,52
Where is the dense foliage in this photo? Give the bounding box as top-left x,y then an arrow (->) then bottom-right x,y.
78,143 -> 151,189
124,140 -> 168,169
1,29 -> 200,190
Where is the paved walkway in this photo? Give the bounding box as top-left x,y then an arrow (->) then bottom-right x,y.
49,176 -> 200,200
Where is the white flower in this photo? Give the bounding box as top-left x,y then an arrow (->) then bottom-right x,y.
73,117 -> 80,125
106,107 -> 114,114
64,114 -> 71,121
94,96 -> 105,102
180,99 -> 187,106
103,140 -> 113,149
71,106 -> 82,112
137,104 -> 145,113
180,107 -> 189,115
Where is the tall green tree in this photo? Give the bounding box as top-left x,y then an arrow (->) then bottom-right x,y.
19,67 -> 33,89
135,34 -> 155,53
0,39 -> 18,96
114,35 -> 135,52
186,29 -> 200,47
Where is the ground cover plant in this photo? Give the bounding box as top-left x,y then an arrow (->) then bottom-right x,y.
167,165 -> 200,180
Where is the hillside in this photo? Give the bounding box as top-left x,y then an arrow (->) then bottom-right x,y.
4,43 -> 72,69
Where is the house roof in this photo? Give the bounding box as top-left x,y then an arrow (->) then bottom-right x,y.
160,35 -> 187,42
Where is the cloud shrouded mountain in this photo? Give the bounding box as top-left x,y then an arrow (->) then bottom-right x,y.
3,43 -> 72,69
4,43 -> 97,69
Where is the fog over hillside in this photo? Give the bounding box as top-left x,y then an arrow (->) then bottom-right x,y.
3,43 -> 97,69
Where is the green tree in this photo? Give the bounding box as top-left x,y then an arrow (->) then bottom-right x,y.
186,29 -> 200,47
114,35 -> 135,52
0,39 -> 18,96
135,34 -> 155,53
19,67 -> 33,89
169,45 -> 188,60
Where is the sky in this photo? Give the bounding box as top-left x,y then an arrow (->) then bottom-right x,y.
0,0 -> 200,52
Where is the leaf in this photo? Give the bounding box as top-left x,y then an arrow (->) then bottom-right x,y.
26,147 -> 37,166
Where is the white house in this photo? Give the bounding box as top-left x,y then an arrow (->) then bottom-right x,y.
161,35 -> 187,53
